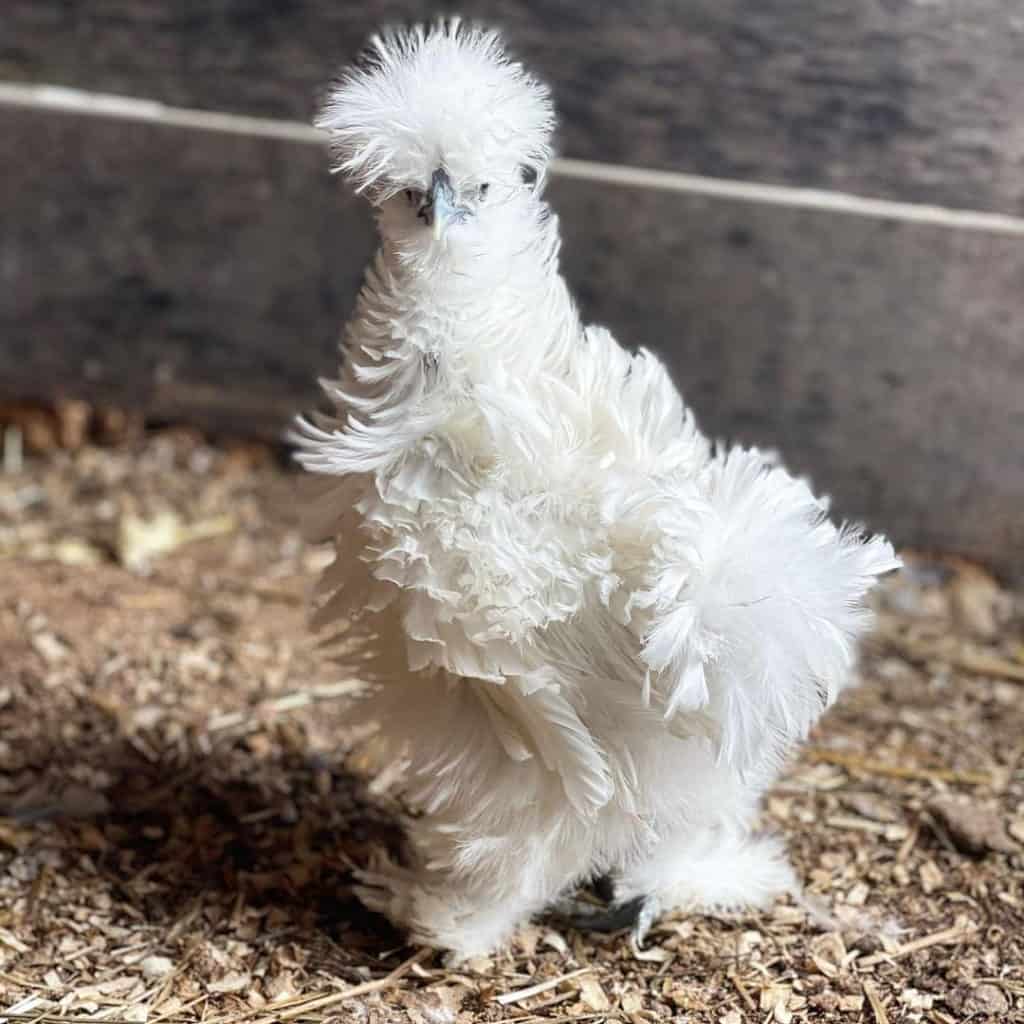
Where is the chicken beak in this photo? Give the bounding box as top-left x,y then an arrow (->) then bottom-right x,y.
432,204 -> 448,240
426,167 -> 461,239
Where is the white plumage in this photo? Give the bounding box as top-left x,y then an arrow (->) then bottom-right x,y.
295,19 -> 899,958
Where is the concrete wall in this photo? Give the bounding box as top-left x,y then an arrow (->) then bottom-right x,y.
2,2 -> 1023,571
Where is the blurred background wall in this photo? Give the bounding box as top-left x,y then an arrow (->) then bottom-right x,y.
1,2 -> 1022,573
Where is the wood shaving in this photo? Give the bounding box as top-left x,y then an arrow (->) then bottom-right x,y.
1,433 -> 1022,1023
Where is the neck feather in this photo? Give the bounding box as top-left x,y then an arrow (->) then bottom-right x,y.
298,204 -> 582,475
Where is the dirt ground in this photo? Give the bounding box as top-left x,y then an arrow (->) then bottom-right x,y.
1,427 -> 1023,1024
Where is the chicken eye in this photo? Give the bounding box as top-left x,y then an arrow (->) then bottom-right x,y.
519,165 -> 538,188
478,182 -> 490,199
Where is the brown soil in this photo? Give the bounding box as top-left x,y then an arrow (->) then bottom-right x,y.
1,430 -> 1022,1023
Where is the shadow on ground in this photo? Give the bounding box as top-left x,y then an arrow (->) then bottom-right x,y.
2,721 -> 410,968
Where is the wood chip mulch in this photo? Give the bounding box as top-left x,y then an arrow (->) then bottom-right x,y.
1,426 -> 1023,1024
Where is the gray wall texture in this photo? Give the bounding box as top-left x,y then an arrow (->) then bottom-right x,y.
2,2 -> 1023,573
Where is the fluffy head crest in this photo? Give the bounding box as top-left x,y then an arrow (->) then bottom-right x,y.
316,19 -> 555,199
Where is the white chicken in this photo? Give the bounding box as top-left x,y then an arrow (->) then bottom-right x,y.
294,19 -> 899,958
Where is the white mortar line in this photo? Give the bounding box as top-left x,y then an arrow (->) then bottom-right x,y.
0,83 -> 322,143
4,80 -> 1024,237
552,158 -> 1024,236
